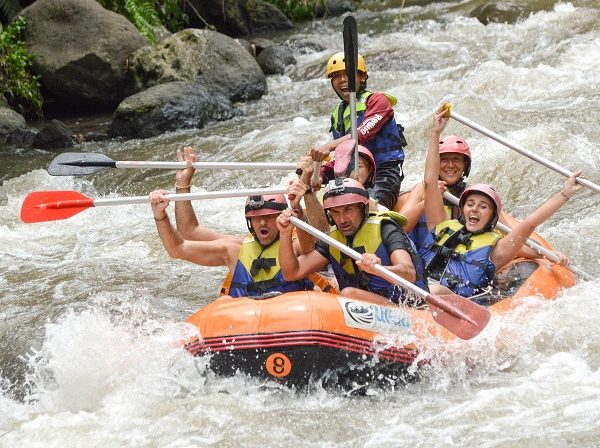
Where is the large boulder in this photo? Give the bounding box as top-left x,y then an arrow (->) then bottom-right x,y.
109,81 -> 239,139
129,29 -> 266,102
32,119 -> 76,150
0,107 -> 26,147
316,0 -> 355,17
186,0 -> 293,36
20,0 -> 148,113
256,45 -> 296,75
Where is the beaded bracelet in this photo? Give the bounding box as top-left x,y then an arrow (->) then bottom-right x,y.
154,215 -> 168,222
560,192 -> 570,201
175,182 -> 191,190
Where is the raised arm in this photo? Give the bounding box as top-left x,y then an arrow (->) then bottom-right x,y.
289,156 -> 329,251
491,171 -> 584,268
423,106 -> 451,230
151,190 -> 239,270
174,146 -> 236,242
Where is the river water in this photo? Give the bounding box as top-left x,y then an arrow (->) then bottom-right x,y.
1,1 -> 599,446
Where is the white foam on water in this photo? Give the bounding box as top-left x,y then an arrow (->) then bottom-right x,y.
2,2 -> 600,447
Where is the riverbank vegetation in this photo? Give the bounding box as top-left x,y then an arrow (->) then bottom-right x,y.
96,0 -> 189,43
0,16 -> 43,118
0,0 -> 332,116
264,0 -> 327,21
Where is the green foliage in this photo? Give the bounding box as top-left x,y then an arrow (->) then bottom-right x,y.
0,16 -> 43,118
154,0 -> 189,32
97,0 -> 188,43
263,0 -> 327,22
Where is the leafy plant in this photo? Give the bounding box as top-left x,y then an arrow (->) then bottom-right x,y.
97,0 -> 189,43
263,0 -> 327,22
0,16 -> 43,118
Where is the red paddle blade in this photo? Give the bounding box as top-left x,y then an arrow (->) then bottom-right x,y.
21,190 -> 95,223
426,293 -> 491,340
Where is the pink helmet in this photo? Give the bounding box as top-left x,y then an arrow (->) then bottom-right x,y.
459,183 -> 502,230
439,135 -> 471,177
334,140 -> 376,188
245,194 -> 287,217
323,177 -> 370,210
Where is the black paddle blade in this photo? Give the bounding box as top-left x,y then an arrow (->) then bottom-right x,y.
343,16 -> 358,93
48,152 -> 116,176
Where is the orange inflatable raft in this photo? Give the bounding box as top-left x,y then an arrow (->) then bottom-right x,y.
184,255 -> 575,391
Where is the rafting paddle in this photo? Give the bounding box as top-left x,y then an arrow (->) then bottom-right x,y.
445,106 -> 600,194
343,15 -> 360,178
21,187 -> 288,223
48,152 -> 296,176
289,216 -> 491,340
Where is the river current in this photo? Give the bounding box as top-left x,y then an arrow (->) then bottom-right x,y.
1,1 -> 599,446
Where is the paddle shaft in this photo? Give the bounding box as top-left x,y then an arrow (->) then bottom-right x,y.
290,216 -> 428,295
113,161 -> 296,170
290,215 -> 482,323
290,216 -> 484,327
450,111 -> 600,193
442,192 -> 593,280
288,217 -> 492,340
90,187 -> 288,208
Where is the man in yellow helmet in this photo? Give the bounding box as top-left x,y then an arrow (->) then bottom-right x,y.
310,52 -> 407,210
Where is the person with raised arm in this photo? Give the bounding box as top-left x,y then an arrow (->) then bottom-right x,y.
419,105 -> 584,298
151,189 -> 318,298
151,146 -> 334,296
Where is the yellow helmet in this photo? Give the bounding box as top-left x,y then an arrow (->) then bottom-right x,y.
325,52 -> 367,78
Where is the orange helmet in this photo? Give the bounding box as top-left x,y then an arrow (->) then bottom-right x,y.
245,194 -> 287,217
323,177 -> 370,226
439,135 -> 471,177
323,178 -> 369,209
245,194 -> 287,235
325,52 -> 367,78
459,184 -> 502,230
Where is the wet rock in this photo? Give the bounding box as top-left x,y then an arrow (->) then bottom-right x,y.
109,81 -> 239,139
256,45 -> 296,75
7,127 -> 38,149
316,0 -> 355,17
186,0 -> 293,36
286,38 -> 327,54
0,107 -> 32,149
20,0 -> 148,113
470,2 -> 523,25
129,29 -> 267,102
82,132 -> 110,142
236,38 -> 256,57
33,119 -> 76,150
